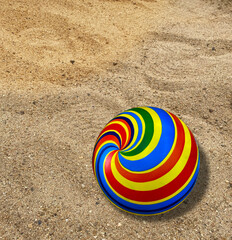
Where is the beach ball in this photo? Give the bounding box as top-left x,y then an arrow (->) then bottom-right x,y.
92,107 -> 200,215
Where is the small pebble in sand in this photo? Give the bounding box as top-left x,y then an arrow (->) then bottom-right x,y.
70,60 -> 75,64
19,110 -> 25,115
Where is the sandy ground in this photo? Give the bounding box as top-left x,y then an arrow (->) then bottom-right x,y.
0,0 -> 232,239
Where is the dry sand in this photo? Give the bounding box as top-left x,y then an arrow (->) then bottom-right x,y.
0,0 -> 232,239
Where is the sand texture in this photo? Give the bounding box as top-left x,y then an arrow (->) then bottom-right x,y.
0,0 -> 232,239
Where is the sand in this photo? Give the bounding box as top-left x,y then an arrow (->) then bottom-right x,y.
0,0 -> 232,239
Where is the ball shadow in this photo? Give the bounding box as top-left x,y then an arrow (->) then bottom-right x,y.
119,145 -> 209,221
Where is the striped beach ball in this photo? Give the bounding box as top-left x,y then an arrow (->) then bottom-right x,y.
92,107 -> 200,215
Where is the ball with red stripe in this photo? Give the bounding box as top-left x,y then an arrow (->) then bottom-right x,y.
92,107 -> 200,215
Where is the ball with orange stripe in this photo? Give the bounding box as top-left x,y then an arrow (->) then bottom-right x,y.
92,107 -> 200,215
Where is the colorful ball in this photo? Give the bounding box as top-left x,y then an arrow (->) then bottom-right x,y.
92,107 -> 200,215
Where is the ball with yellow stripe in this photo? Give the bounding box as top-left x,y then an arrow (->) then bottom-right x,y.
92,107 -> 200,215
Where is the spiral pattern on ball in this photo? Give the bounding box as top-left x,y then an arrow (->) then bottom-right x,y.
92,107 -> 200,215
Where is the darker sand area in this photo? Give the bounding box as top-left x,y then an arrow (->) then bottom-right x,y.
0,0 -> 232,239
